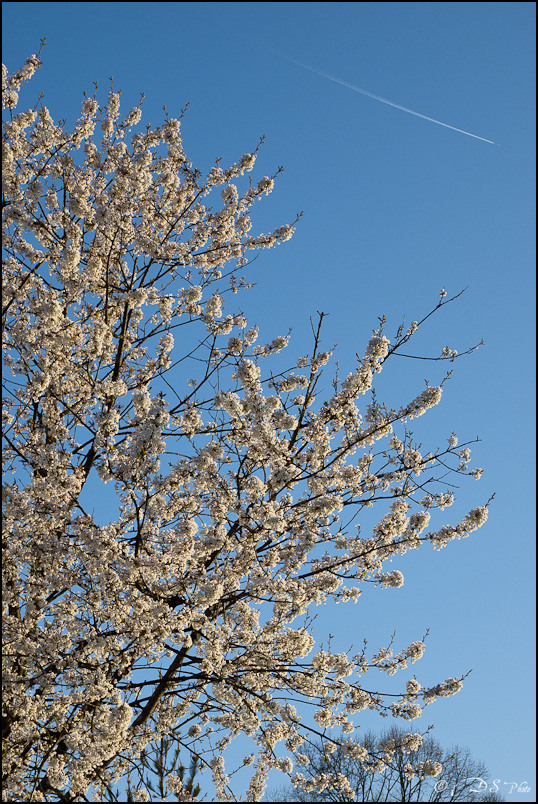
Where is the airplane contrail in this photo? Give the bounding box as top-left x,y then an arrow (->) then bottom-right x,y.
279,53 -> 495,145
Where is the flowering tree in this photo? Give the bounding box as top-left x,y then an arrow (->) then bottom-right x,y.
2,48 -> 492,803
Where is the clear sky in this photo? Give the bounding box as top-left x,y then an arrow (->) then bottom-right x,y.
3,2 -> 536,800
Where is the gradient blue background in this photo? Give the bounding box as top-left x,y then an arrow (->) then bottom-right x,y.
3,2 -> 535,800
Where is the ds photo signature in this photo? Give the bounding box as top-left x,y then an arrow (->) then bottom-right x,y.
434,777 -> 532,796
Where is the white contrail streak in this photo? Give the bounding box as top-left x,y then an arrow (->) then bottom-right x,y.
280,54 -> 495,145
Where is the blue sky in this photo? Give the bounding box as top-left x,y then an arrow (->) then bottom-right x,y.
3,1 -> 535,800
